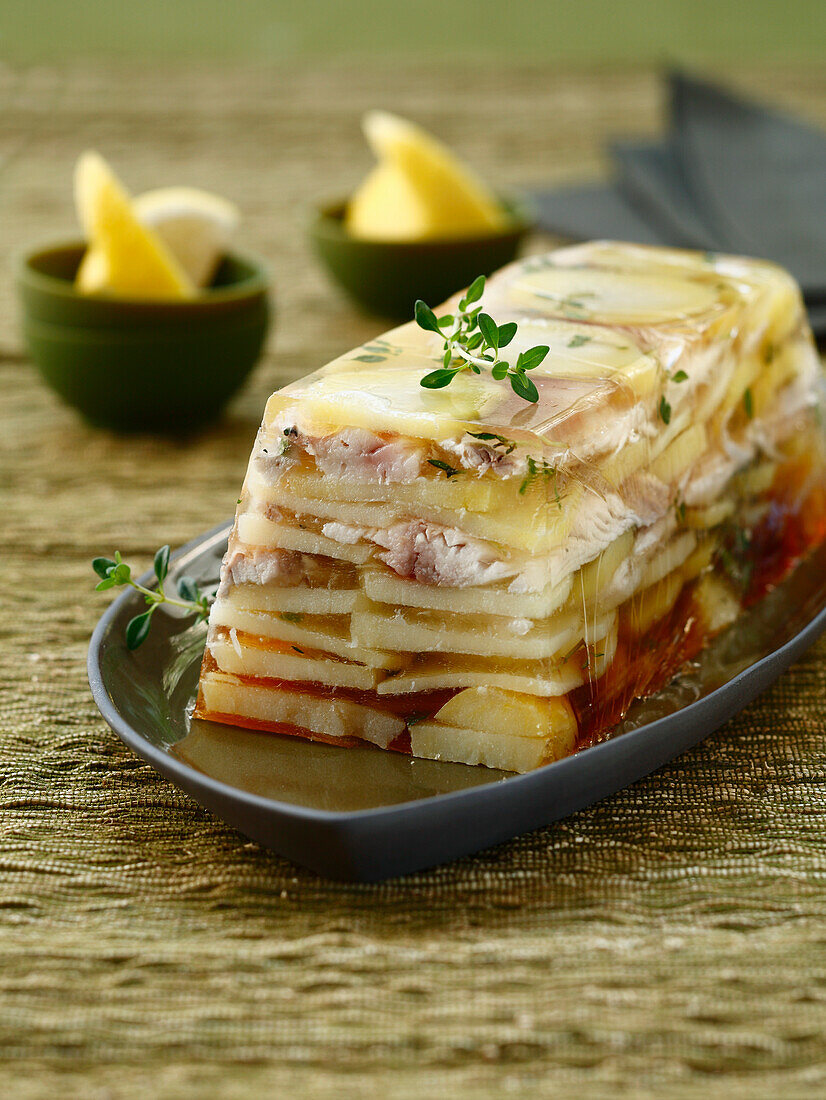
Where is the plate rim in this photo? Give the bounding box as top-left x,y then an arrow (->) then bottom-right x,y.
88,521 -> 826,826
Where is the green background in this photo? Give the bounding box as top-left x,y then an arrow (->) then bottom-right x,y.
2,0 -> 825,63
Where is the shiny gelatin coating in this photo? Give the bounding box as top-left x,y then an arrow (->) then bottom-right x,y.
195,241 -> 826,773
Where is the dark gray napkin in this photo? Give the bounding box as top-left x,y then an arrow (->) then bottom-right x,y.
529,72 -> 826,333
530,182 -> 668,246
669,73 -> 826,296
805,301 -> 826,333
611,141 -> 719,251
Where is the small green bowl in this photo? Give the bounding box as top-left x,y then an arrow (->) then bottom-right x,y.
15,241 -> 271,433
309,198 -> 531,319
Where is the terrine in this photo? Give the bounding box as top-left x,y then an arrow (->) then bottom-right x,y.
195,242 -> 826,772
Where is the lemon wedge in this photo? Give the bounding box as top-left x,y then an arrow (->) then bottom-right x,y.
133,187 -> 240,287
74,151 -> 195,300
345,110 -> 511,241
346,161 -> 432,241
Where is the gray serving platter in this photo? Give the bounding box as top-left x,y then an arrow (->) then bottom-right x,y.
88,521 -> 826,881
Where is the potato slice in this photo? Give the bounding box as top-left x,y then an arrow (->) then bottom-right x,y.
640,531 -> 696,589
376,653 -> 584,697
248,474 -> 401,530
362,568 -> 572,618
694,572 -> 741,633
270,464 -> 496,513
436,686 -> 577,741
236,513 -> 373,564
437,488 -> 573,553
265,355 -> 502,441
575,529 -> 635,601
223,584 -> 363,616
751,345 -> 802,417
650,424 -> 707,485
410,724 -> 557,773
732,461 -> 776,498
351,605 -> 615,659
681,535 -> 718,581
684,499 -> 735,529
410,689 -> 578,771
210,636 -> 380,690
508,265 -> 722,325
580,618 -> 619,682
625,569 -> 684,634
199,672 -> 403,748
718,352 -> 763,417
209,601 -> 396,668
598,432 -> 651,486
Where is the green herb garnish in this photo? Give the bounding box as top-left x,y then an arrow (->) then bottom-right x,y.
672,370 -> 689,383
519,456 -> 561,507
567,334 -> 591,349
466,430 -> 517,455
531,290 -> 595,317
743,388 -> 754,419
280,612 -> 304,624
427,458 -> 461,479
659,395 -> 672,425
351,339 -> 402,363
718,525 -> 754,592
581,651 -> 605,670
92,546 -> 210,650
560,641 -> 582,663
416,275 -> 548,404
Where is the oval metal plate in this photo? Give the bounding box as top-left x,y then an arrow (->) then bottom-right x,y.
88,522 -> 826,881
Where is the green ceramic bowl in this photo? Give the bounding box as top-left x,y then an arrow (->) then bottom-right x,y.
309,198 -> 531,319
16,241 -> 271,433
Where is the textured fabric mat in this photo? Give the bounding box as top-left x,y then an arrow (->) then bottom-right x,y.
1,61 -> 825,1099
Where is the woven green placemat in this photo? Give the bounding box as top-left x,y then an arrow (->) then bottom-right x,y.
1,60 -> 825,1099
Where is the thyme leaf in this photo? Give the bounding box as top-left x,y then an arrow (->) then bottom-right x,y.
466,430 -> 517,454
519,456 -> 561,508
427,458 -> 461,479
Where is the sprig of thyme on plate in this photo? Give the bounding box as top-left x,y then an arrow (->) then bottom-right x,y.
415,274 -> 549,404
92,546 -> 211,649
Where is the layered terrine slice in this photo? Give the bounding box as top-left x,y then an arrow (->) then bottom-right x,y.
195,241 -> 826,772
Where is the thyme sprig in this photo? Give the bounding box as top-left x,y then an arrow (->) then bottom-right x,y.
92,546 -> 211,649
416,275 -> 549,404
